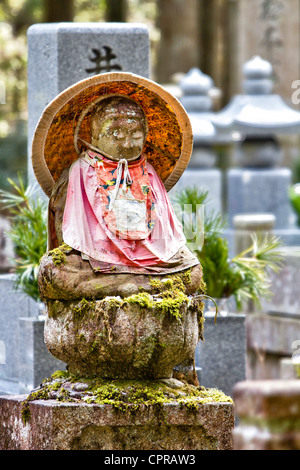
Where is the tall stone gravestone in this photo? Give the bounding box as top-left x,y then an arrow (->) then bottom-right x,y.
27,22 -> 150,187
235,0 -> 300,108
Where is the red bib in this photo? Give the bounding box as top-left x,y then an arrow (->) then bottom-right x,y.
85,151 -> 156,240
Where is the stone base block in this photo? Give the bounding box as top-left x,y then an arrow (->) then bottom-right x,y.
0,395 -> 234,450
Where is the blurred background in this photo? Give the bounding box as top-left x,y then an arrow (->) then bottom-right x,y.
1,0 -> 299,192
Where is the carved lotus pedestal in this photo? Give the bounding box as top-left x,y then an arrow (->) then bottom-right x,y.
38,248 -> 205,380
44,295 -> 202,379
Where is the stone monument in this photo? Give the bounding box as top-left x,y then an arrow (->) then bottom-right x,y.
235,0 -> 300,108
0,71 -> 234,450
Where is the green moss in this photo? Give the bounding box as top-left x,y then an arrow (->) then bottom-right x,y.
125,292 -> 154,309
181,268 -> 192,285
72,298 -> 96,319
197,277 -> 207,295
78,333 -> 86,343
51,370 -> 69,380
104,296 -> 123,309
123,290 -> 191,322
21,401 -> 31,425
155,291 -> 187,321
21,387 -> 51,424
149,271 -> 190,295
48,243 -> 72,266
21,370 -> 233,422
90,340 -> 100,354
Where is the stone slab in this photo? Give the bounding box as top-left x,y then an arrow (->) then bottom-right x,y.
195,312 -> 246,398
0,274 -> 39,387
246,313 -> 300,380
0,216 -> 14,273
236,0 -> 300,107
18,317 -> 66,394
0,395 -> 234,450
226,167 -> 293,229
0,274 -> 66,395
260,246 -> 300,316
246,313 -> 300,356
280,358 -> 300,380
233,380 -> 300,450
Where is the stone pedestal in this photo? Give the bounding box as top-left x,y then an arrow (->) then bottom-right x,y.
195,312 -> 246,398
233,213 -> 275,255
234,380 -> 300,450
0,395 -> 234,450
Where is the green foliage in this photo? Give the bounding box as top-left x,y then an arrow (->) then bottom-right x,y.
0,122 -> 27,192
0,175 -> 47,301
289,184 -> 300,226
173,186 -> 283,310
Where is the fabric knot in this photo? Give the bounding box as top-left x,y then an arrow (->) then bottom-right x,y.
108,159 -> 133,211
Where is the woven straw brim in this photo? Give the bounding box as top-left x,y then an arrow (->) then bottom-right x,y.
31,72 -> 193,197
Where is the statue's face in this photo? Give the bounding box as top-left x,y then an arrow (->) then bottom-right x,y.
94,117 -> 145,161
91,98 -> 147,161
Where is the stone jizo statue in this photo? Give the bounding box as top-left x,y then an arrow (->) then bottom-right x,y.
32,73 -> 204,380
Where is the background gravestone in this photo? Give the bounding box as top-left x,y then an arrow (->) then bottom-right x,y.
235,0 -> 300,108
27,22 -> 150,187
195,312 -> 247,398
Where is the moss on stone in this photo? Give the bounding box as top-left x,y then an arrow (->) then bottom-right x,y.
103,296 -> 123,309
123,290 -> 189,322
90,340 -> 100,354
72,298 -> 96,319
149,270 -> 190,295
155,291 -> 187,321
125,292 -> 154,309
48,243 -> 72,266
52,370 -> 69,380
197,277 -> 207,296
21,370 -> 233,423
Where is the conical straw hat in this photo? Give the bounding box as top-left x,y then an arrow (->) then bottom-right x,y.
31,72 -> 193,197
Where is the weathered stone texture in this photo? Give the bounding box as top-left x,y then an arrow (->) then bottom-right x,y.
0,395 -> 234,450
44,296 -> 201,379
38,252 -> 203,300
